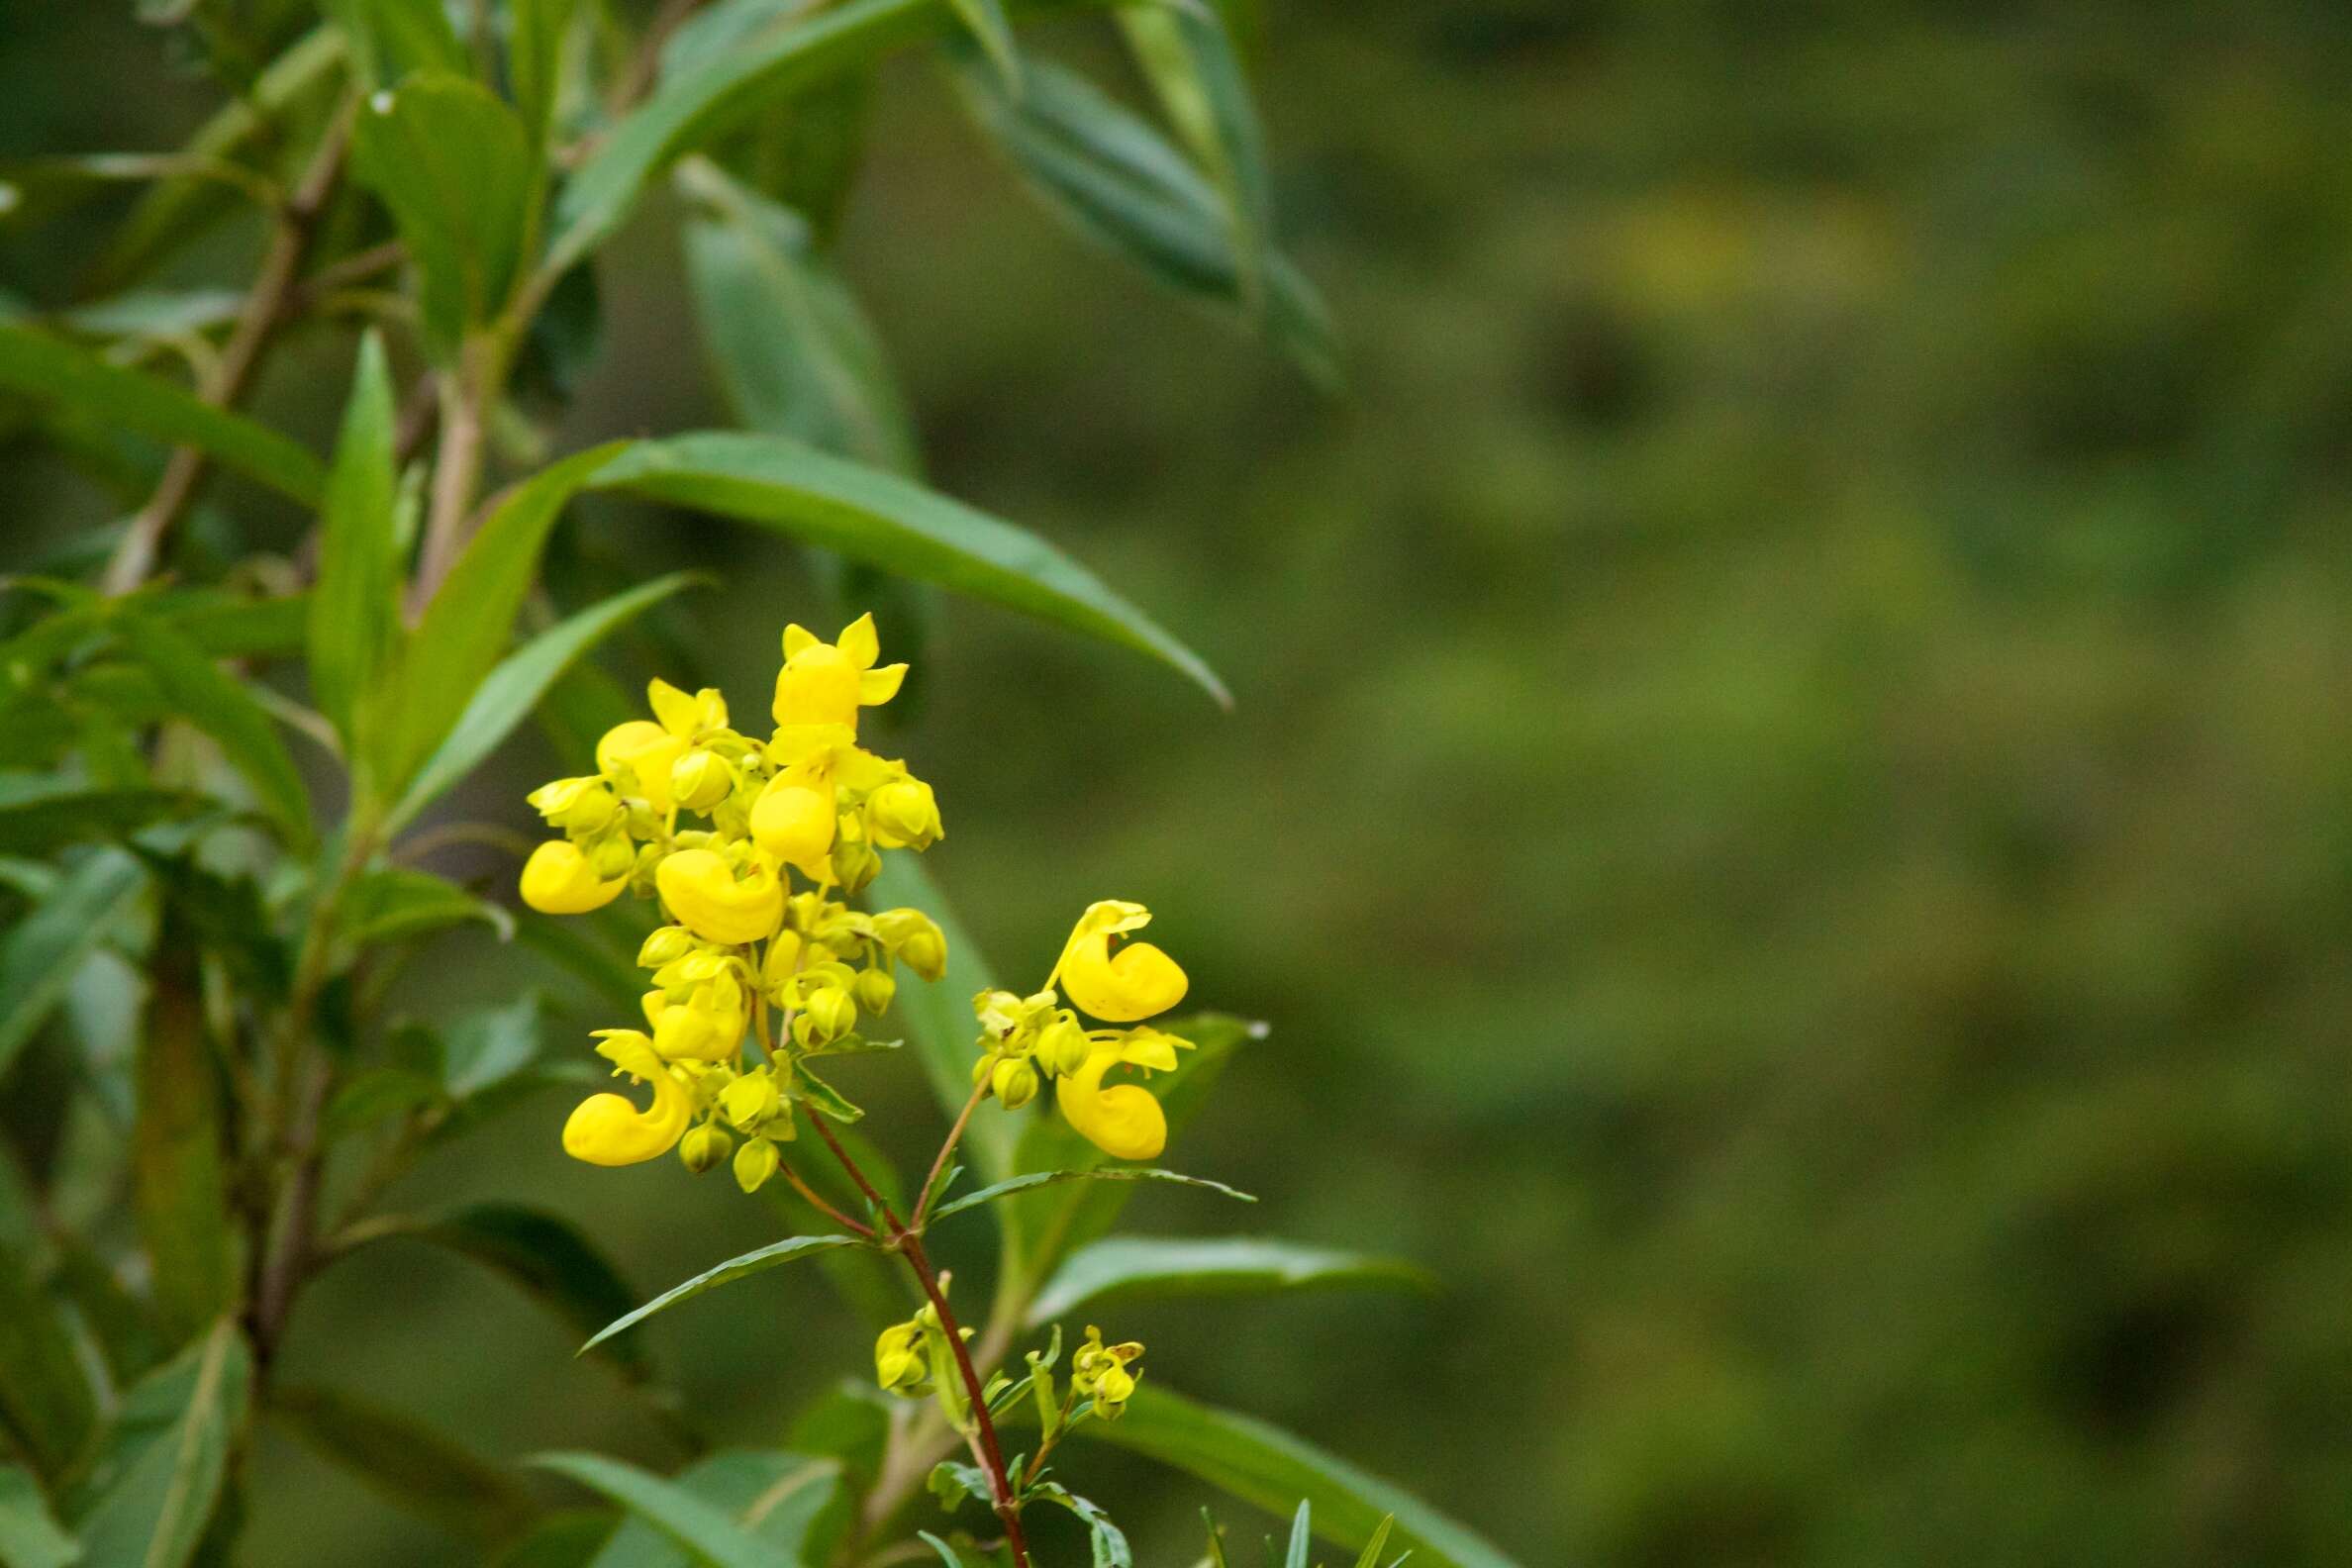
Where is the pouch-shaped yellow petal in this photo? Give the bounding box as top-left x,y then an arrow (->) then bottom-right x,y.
1055,1052 -> 1168,1161
749,774 -> 836,871
1060,930 -> 1188,1023
519,840 -> 626,914
597,720 -> 686,812
656,848 -> 784,944
772,644 -> 860,730
563,1035 -> 690,1165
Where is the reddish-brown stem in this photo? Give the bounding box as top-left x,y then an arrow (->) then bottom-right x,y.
810,1115 -> 1032,1568
779,1156 -> 873,1239
913,1080 -> 988,1229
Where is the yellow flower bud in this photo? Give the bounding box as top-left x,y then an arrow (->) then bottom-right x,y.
656,848 -> 784,945
562,1033 -> 691,1166
991,1056 -> 1040,1110
749,774 -> 835,871
528,776 -> 618,833
733,1135 -> 780,1194
1054,902 -> 1187,1023
1054,1050 -> 1167,1161
637,925 -> 696,969
1038,1015 -> 1091,1078
853,967 -> 896,1015
830,837 -> 880,893
874,1322 -> 930,1394
519,840 -> 626,915
719,1069 -> 782,1132
866,776 -> 942,850
796,985 -> 856,1044
975,989 -> 1029,1042
679,1124 -> 733,1174
597,720 -> 687,812
587,833 -> 637,882
669,748 -> 734,811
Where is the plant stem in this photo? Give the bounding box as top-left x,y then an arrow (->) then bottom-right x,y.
410,346 -> 491,610
103,96 -> 356,596
913,1079 -> 988,1229
780,1157 -> 874,1239
810,1116 -> 1033,1568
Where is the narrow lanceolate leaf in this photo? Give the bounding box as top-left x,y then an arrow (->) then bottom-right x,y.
511,0 -> 582,147
1284,1501 -> 1312,1568
0,847 -> 145,1083
387,571 -> 704,832
337,866 -> 514,947
1351,1514 -> 1397,1568
352,73 -> 540,347
69,1322 -> 252,1568
1026,1237 -> 1431,1326
341,1204 -> 653,1379
952,54 -> 1338,391
0,775 -> 199,855
546,0 -> 941,274
580,1234 -> 865,1354
111,613 -> 312,846
0,326 -> 325,504
585,1449 -> 841,1568
374,443 -> 628,797
677,159 -> 919,474
132,921 -> 237,1342
1118,0 -> 1271,308
592,432 -> 1228,705
310,331 -> 401,756
531,1453 -> 794,1568
945,0 -> 1019,93
323,0 -> 469,88
0,1465 -> 76,1568
270,1384 -> 538,1543
0,1247 -> 97,1483
1078,1385 -> 1520,1568
928,1167 -> 1253,1225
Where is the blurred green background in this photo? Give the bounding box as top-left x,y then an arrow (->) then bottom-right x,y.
12,1 -> 2352,1563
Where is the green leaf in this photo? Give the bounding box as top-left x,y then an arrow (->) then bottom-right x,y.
131,924 -> 237,1343
511,0 -> 582,147
489,1512 -> 619,1568
324,0 -> 469,88
0,1247 -> 97,1484
352,73 -> 540,347
1077,1385 -> 1520,1568
310,331 -> 402,757
1350,1514 -> 1397,1568
68,1322 -> 251,1568
951,54 -> 1337,391
866,856 -> 1020,1180
269,1384 -> 538,1543
0,847 -> 145,1084
374,442 -> 627,796
164,590 -> 311,660
677,159 -> 918,473
0,327 -> 325,505
580,1233 -> 864,1355
0,1466 -> 76,1568
1029,1483 -> 1131,1568
344,1204 -> 655,1380
440,993 -> 548,1099
111,612 -> 312,846
387,570 -> 704,832
585,1450 -> 840,1568
0,776 -> 199,855
945,0 -> 1019,94
591,431 -> 1227,705
1026,1237 -> 1430,1326
337,865 -> 514,947
1284,1501 -> 1311,1568
928,1167 -> 1253,1225
545,0 -> 941,276
531,1453 -> 797,1568
1118,0 -> 1270,308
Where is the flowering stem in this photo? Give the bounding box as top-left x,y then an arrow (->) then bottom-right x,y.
779,1157 -> 873,1239
809,1116 -> 1032,1568
912,1079 -> 988,1230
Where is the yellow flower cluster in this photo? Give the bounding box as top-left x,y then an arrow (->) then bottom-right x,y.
518,615 -> 946,1185
970,901 -> 1194,1160
1071,1324 -> 1144,1420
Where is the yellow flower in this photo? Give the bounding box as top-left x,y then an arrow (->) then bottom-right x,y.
1052,901 -> 1188,1023
656,848 -> 784,944
519,839 -> 626,914
874,1321 -> 930,1394
1055,1048 -> 1169,1161
597,679 -> 728,812
867,774 -> 942,850
642,981 -> 745,1062
1072,1325 -> 1144,1419
749,768 -> 836,873
772,614 -> 907,732
562,1031 -> 692,1166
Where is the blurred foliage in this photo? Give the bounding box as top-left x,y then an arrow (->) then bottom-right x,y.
9,1 -> 2352,1565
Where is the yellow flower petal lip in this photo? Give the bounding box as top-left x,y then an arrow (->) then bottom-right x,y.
597,719 -> 686,812
647,677 -> 725,736
836,613 -> 880,669
1058,925 -> 1188,1024
1115,1026 -> 1191,1073
782,623 -> 820,659
563,1031 -> 690,1165
656,848 -> 785,945
772,644 -> 861,731
858,663 -> 907,705
749,773 -> 836,872
1055,1052 -> 1168,1161
519,840 -> 626,914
